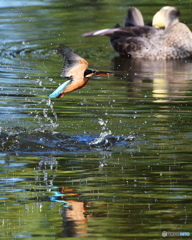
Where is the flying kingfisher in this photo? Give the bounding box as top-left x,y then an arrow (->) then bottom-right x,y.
49,45 -> 112,98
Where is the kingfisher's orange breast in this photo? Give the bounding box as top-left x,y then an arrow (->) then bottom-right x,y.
63,78 -> 89,94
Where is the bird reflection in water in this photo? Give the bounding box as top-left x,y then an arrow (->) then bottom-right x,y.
51,186 -> 91,238
51,187 -> 89,237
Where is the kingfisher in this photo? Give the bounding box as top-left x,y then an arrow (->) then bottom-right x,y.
49,45 -> 112,98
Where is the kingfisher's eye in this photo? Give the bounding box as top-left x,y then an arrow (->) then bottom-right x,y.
84,69 -> 94,77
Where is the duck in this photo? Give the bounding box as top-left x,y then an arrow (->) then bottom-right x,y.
82,6 -> 192,59
49,45 -> 112,98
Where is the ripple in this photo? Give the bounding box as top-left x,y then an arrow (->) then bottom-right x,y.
0,128 -> 135,155
0,45 -> 56,58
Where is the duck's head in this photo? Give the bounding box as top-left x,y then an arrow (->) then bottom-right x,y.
152,6 -> 180,29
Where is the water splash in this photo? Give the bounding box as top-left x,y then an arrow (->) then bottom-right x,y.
89,118 -> 111,146
98,118 -> 108,131
89,130 -> 112,146
31,98 -> 58,132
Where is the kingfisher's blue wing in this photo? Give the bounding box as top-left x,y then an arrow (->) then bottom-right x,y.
49,80 -> 71,98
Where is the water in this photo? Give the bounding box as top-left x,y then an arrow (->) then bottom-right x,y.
1,1 -> 192,239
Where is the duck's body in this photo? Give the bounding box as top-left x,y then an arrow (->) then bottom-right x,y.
49,45 -> 112,98
82,7 -> 192,59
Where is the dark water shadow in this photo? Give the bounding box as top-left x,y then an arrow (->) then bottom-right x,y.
0,128 -> 135,155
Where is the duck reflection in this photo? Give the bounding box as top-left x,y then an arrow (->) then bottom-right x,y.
112,56 -> 192,103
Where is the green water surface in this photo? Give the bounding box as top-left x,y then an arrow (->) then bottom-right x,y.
0,0 -> 192,239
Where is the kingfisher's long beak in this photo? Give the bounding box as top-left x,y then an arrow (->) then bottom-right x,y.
95,71 -> 113,79
84,69 -> 113,78
95,70 -> 113,76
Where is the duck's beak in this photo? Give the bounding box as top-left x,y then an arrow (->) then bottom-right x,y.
152,9 -> 166,28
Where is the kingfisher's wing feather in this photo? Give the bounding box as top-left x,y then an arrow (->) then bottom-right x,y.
49,45 -> 90,98
49,80 -> 71,98
58,45 -> 88,78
